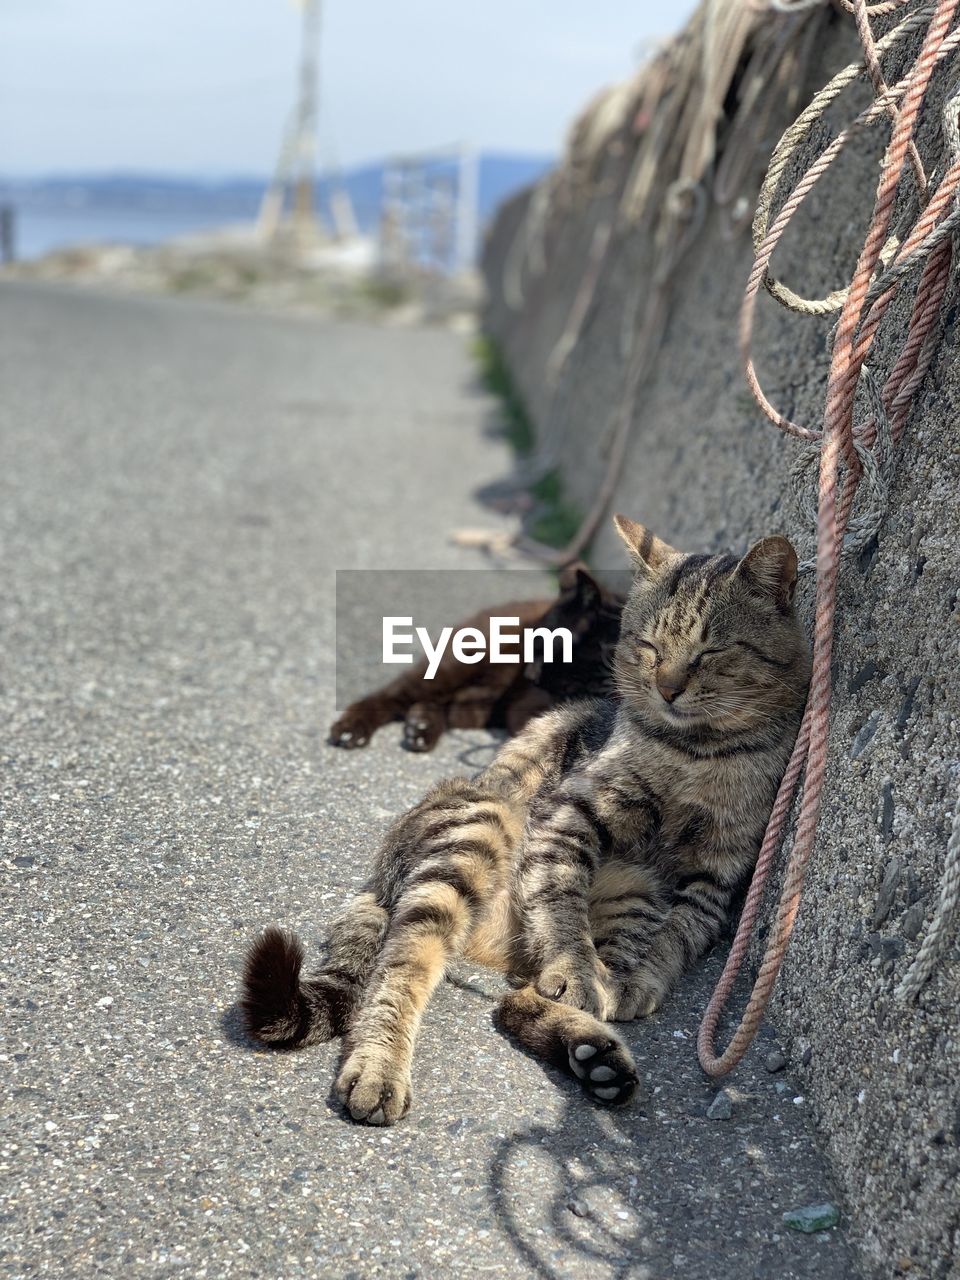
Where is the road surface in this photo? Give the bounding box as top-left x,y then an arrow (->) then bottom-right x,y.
0,283 -> 859,1279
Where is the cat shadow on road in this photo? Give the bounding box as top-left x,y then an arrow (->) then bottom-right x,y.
220,1000 -> 266,1052
483,955 -> 855,1280
487,1022 -> 660,1280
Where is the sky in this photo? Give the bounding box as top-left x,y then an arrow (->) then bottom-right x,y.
0,1 -> 695,177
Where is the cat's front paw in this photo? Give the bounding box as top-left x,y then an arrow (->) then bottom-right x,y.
607,969 -> 666,1021
328,705 -> 379,749
536,957 -> 612,1020
402,703 -> 444,753
335,1048 -> 412,1126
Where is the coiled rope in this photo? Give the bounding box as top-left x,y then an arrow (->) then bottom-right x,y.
698,0 -> 960,1077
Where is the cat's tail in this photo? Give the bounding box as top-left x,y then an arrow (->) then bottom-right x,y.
242,892 -> 389,1048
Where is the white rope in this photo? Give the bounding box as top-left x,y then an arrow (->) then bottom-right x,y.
897,791 -> 960,1000
791,363 -> 897,574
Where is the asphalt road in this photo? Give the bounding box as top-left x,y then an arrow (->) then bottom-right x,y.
0,283 -> 860,1279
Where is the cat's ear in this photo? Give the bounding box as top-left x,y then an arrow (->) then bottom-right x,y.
557,560 -> 586,591
574,568 -> 601,609
612,514 -> 677,577
736,536 -> 798,607
572,567 -> 601,611
558,561 -> 600,609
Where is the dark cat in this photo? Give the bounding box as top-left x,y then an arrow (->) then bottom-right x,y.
328,565 -> 624,752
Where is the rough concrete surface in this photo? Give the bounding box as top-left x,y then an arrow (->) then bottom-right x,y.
0,283 -> 860,1278
481,14 -> 960,1280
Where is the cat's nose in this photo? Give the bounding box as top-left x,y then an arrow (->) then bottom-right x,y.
656,675 -> 686,703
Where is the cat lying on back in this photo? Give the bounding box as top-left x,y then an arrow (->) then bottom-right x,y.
328,565 -> 624,752
242,516 -> 810,1125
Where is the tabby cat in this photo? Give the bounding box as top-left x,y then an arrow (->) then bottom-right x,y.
242,516 -> 810,1125
327,565 -> 623,752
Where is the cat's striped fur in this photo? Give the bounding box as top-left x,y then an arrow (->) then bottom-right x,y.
242,515 -> 811,1125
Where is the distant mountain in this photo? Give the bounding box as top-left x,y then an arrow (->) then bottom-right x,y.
0,152 -> 554,252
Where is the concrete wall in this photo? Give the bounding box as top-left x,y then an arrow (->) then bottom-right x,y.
481,16 -> 960,1280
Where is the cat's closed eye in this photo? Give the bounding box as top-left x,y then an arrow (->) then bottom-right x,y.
689,646 -> 728,670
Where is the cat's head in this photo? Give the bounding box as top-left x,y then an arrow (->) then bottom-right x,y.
611,514 -> 810,732
523,563 -> 623,695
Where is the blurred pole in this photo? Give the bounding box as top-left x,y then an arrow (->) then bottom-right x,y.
455,144 -> 478,274
293,0 -> 321,244
257,112 -> 297,242
0,206 -> 15,263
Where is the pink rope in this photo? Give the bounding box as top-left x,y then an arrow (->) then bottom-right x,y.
699,0 -> 960,1076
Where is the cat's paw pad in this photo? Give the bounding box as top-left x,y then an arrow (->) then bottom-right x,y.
335,1050 -> 412,1126
402,708 -> 442,753
402,725 -> 433,752
568,1035 -> 638,1105
327,713 -> 374,749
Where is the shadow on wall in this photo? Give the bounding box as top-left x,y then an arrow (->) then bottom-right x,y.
464,342 -> 588,557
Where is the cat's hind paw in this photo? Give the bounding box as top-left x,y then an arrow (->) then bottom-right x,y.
535,957 -> 612,1021
494,986 -> 640,1107
568,1033 -> 639,1106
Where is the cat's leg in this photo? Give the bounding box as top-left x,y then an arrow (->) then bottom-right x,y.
589,862 -> 671,1020
494,986 -> 638,1105
514,783 -> 612,1020
402,701 -> 448,752
445,694 -> 499,731
242,891 -> 389,1047
335,781 -> 521,1125
503,686 -> 553,735
328,692 -> 404,749
608,870 -> 737,1018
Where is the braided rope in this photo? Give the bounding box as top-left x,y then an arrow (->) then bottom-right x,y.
750,5 -> 957,318
791,363 -> 896,573
699,0 -> 960,1077
544,217 -> 614,389
502,176 -> 554,311
741,11 -> 960,442
853,0 -> 929,194
897,792 -> 960,1000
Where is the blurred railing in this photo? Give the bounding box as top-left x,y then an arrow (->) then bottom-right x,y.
379,144 -> 478,277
